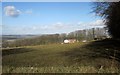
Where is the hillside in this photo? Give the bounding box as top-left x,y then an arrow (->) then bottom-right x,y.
2,39 -> 120,73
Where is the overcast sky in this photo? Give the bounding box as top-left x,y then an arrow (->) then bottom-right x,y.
2,2 -> 105,35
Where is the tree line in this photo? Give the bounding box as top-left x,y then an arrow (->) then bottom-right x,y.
2,28 -> 108,48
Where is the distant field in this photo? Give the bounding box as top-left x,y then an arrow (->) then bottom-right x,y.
2,40 -> 120,73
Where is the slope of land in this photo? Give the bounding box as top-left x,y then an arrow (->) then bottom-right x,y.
2,39 -> 120,73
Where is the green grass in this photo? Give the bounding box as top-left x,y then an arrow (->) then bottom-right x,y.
2,40 -> 120,73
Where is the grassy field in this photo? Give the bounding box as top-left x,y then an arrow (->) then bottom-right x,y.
2,39 -> 120,73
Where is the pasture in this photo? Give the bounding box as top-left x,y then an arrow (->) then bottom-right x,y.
2,39 -> 120,73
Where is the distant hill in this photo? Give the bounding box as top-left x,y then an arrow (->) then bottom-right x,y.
2,35 -> 41,40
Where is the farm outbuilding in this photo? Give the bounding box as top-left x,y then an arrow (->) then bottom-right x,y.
64,39 -> 77,44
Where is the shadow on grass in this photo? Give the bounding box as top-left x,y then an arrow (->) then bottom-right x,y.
85,39 -> 120,62
61,38 -> 120,68
2,48 -> 33,56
